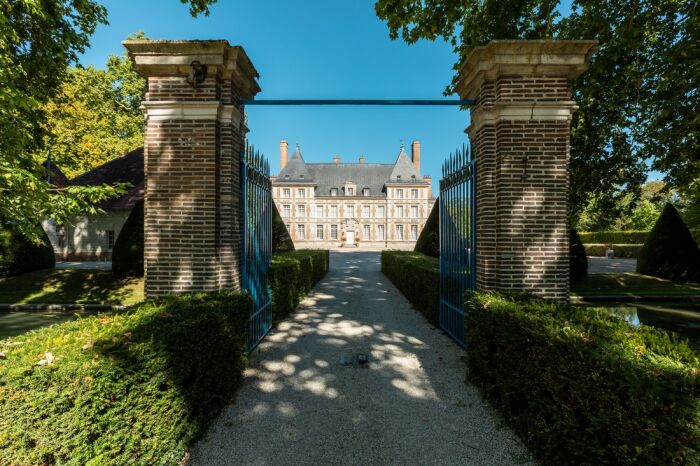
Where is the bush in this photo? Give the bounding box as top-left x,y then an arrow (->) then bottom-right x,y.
381,251 -> 440,326
272,202 -> 294,253
112,200 -> 144,277
569,229 -> 587,282
584,243 -> 643,258
0,291 -> 251,465
579,230 -> 649,244
465,291 -> 699,466
0,225 -> 55,276
269,250 -> 329,322
637,203 -> 700,282
414,198 -> 439,257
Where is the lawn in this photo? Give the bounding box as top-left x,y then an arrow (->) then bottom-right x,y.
572,272 -> 700,297
0,269 -> 144,305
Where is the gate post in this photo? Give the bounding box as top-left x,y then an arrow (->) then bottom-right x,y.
456,40 -> 597,300
124,40 -> 260,297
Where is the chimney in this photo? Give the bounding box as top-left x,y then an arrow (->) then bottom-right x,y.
280,140 -> 289,170
424,175 -> 432,198
358,155 -> 365,164
333,154 -> 341,164
411,140 -> 421,172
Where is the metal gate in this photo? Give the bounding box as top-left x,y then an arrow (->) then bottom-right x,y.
241,143 -> 273,351
439,143 -> 476,347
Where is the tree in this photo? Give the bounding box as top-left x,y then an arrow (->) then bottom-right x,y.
374,0 -> 699,223
0,0 -> 217,242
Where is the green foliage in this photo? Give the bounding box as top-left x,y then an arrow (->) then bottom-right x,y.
112,201 -> 144,278
0,291 -> 251,465
381,251 -> 439,326
414,197 -> 439,257
637,203 -> 700,282
584,244 -> 642,258
579,230 -> 649,244
0,224 -> 55,276
269,250 -> 329,322
464,291 -> 699,465
569,229 -> 587,282
272,202 -> 294,253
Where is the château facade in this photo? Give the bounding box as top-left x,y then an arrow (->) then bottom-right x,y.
271,140 -> 435,249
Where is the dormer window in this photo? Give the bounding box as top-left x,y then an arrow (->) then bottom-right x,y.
284,174 -> 290,179
299,174 -> 304,179
362,188 -> 370,196
347,187 -> 354,196
397,175 -> 402,181
331,187 -> 338,196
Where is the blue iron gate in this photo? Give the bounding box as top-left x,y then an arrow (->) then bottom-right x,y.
439,143 -> 476,347
241,143 -> 273,351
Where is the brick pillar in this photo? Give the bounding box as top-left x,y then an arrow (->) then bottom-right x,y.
124,40 -> 260,297
456,40 -> 597,300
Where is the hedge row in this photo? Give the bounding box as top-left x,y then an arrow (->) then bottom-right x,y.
579,230 -> 649,244
0,291 -> 251,465
0,225 -> 54,276
269,249 -> 329,322
465,291 -> 699,466
380,251 -> 440,326
584,243 -> 643,258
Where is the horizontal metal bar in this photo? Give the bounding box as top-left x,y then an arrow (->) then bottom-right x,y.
241,99 -> 476,106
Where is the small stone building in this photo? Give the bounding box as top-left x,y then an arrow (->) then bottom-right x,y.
272,140 -> 435,249
42,148 -> 144,261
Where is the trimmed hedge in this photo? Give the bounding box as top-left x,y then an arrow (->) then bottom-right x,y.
579,230 -> 649,244
414,198 -> 439,257
272,202 -> 294,253
381,251 -> 439,326
465,291 -> 699,466
0,225 -> 55,276
112,200 -> 144,277
269,249 -> 329,322
0,291 -> 251,465
584,243 -> 643,258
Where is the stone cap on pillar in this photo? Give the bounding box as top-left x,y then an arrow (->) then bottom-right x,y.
455,40 -> 598,100
123,39 -> 261,99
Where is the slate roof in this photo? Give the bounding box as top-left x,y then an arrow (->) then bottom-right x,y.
275,145 -> 426,197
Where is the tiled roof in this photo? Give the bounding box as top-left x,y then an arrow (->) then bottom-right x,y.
277,145 -> 313,182
42,159 -> 69,188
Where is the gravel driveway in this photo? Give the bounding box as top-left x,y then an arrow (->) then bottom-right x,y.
188,252 -> 531,466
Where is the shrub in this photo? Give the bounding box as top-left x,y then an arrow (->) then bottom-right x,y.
381,251 -> 439,326
637,203 -> 700,282
0,225 -> 55,276
112,200 -> 144,277
569,229 -> 587,282
0,291 -> 251,465
579,230 -> 649,244
269,250 -> 329,322
465,291 -> 699,466
584,243 -> 643,258
272,202 -> 294,253
414,198 -> 439,257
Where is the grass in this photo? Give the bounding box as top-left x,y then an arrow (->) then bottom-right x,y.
572,272 -> 700,297
0,268 -> 144,305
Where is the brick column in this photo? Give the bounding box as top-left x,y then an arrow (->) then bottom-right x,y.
456,40 -> 597,300
124,40 -> 260,297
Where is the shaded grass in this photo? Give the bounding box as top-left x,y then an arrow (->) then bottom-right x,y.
0,269 -> 144,305
572,272 -> 700,296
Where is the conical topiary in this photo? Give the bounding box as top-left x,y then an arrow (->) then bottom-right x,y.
414,197 -> 439,258
112,200 -> 144,277
569,228 -> 588,282
272,202 -> 294,253
636,203 -> 700,282
1,225 -> 55,276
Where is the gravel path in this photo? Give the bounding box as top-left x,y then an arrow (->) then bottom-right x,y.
588,257 -> 637,273
188,252 -> 531,466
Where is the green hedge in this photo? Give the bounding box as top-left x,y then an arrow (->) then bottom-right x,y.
0,291 -> 251,465
584,243 -> 643,258
0,225 -> 55,276
381,251 -> 440,326
269,250 -> 329,322
465,291 -> 699,466
579,230 -> 649,244
414,198 -> 439,257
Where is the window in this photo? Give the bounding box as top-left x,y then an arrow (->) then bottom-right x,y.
347,187 -> 354,196
283,188 -> 290,198
346,204 -> 354,218
331,224 -> 338,240
363,224 -> 370,240
396,225 -> 404,240
316,224 -> 324,239
298,204 -> 306,217
107,230 -> 115,249
316,205 -> 323,218
283,204 -> 291,217
285,223 -> 291,232
297,224 -> 306,239
377,224 -> 385,240
410,225 -> 418,240
377,205 -> 385,218
396,206 -> 403,218
397,189 -> 404,199
363,188 -> 370,196
330,205 -> 338,218
411,205 -> 418,218
298,188 -> 305,198
331,188 -> 338,196
363,205 -> 370,218
411,189 -> 419,199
